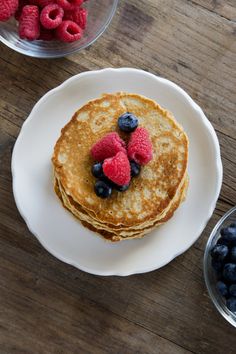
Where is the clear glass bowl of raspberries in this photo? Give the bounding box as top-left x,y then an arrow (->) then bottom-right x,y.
204,206 -> 236,327
0,0 -> 118,58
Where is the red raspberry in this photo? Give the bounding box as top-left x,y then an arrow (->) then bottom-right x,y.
19,5 -> 40,40
72,0 -> 83,4
38,0 -> 55,6
38,26 -> 55,40
64,7 -> 87,29
91,132 -> 126,162
128,127 -> 153,165
29,0 -> 55,7
103,152 -> 131,186
40,3 -> 64,29
56,0 -> 83,11
55,20 -> 82,42
15,0 -> 28,21
0,0 -> 18,22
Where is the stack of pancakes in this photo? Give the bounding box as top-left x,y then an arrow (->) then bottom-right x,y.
52,92 -> 189,242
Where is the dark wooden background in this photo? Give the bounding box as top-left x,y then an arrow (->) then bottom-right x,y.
0,0 -> 236,353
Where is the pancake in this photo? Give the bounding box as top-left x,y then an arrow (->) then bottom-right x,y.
54,167 -> 187,230
52,92 -> 189,236
55,172 -> 188,234
54,174 -> 188,241
81,178 -> 189,241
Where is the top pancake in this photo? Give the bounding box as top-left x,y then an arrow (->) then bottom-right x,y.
52,92 -> 188,227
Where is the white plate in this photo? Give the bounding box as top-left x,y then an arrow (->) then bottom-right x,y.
12,68 -> 223,276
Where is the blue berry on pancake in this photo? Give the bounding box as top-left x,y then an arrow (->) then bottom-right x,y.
118,112 -> 138,132
130,161 -> 141,177
114,183 -> 129,192
92,162 -> 104,178
94,180 -> 112,199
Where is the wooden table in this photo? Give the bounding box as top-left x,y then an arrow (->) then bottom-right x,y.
0,1 -> 236,353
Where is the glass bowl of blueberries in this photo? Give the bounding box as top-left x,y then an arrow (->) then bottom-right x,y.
204,206 -> 236,327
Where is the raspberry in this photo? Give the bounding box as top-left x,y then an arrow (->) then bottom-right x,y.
15,0 -> 28,21
56,0 -> 83,11
64,7 -> 87,29
91,132 -> 126,162
38,26 -> 55,40
19,5 -> 40,40
29,0 -> 55,7
38,0 -> 55,6
40,3 -> 64,29
55,20 -> 82,42
103,152 -> 131,186
0,0 -> 18,22
72,0 -> 83,4
128,127 -> 153,165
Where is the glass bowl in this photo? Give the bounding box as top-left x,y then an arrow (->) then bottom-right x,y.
0,0 -> 118,58
204,206 -> 236,327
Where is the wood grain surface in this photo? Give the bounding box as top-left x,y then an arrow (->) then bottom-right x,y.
0,0 -> 236,353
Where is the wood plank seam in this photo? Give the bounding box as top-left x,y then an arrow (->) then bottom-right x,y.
187,0 -> 236,21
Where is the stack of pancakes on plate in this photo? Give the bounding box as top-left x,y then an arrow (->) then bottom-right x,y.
52,92 -> 189,242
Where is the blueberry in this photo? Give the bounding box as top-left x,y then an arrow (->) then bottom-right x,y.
94,180 -> 112,198
223,263 -> 236,283
216,271 -> 223,281
230,222 -> 236,228
217,237 -> 231,247
210,244 -> 228,261
230,247 -> 236,263
100,176 -> 129,192
211,258 -> 223,273
226,297 -> 236,312
130,161 -> 141,177
114,184 -> 130,192
229,284 -> 236,297
118,112 -> 138,132
220,227 -> 236,243
100,175 -> 116,187
91,162 -> 104,178
216,281 -> 228,297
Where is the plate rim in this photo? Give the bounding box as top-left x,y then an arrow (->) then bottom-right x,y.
11,68 -> 223,276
